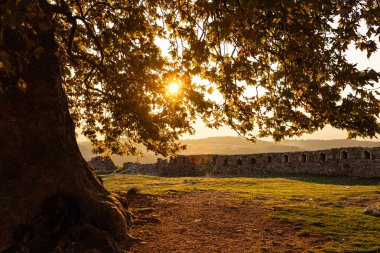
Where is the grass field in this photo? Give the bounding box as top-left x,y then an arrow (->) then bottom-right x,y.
103,175 -> 380,252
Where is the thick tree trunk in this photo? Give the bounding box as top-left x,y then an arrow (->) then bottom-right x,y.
0,14 -> 130,253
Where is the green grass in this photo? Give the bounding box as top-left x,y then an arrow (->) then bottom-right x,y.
102,174 -> 380,252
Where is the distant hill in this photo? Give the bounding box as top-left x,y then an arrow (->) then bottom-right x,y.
79,136 -> 380,166
179,137 -> 302,155
282,139 -> 380,151
78,142 -> 161,166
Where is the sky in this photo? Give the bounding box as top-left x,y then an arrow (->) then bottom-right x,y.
76,34 -> 380,143
181,43 -> 380,141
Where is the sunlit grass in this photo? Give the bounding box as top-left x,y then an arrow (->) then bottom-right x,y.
102,174 -> 380,252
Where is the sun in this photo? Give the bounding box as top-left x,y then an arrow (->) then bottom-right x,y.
168,82 -> 180,94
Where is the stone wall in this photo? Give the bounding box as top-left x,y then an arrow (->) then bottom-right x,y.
117,163 -> 159,175
87,156 -> 117,174
157,147 -> 380,178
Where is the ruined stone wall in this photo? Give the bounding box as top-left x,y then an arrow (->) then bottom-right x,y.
158,147 -> 380,178
117,163 -> 159,175
87,156 -> 117,174
158,155 -> 216,176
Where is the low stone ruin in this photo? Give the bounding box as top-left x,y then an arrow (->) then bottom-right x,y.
87,147 -> 380,178
158,147 -> 380,177
116,163 -> 159,175
87,156 -> 117,174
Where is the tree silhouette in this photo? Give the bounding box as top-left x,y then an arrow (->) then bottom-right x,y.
1,0 -> 379,252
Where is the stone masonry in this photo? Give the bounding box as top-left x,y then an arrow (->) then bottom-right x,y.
87,156 -> 117,174
158,147 -> 380,177
117,163 -> 159,175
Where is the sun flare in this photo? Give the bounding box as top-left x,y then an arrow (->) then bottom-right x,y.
168,82 -> 180,94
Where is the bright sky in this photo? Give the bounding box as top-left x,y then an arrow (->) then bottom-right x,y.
182,44 -> 380,141
76,34 -> 380,143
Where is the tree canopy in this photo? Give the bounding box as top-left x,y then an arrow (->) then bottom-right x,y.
2,0 -> 380,156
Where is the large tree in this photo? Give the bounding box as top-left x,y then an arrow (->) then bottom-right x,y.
1,0 -> 379,252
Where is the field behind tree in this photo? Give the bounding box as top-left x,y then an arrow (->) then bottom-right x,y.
103,175 -> 380,252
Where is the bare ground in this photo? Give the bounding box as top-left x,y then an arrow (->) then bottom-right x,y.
127,190 -> 325,253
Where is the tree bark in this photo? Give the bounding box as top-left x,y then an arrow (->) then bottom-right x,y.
0,12 -> 130,253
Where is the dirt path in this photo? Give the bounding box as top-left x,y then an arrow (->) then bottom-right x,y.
127,190 -> 323,253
